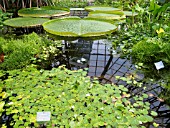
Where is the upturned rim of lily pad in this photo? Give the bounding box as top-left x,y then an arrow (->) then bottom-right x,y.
43,17 -> 117,38
88,12 -> 126,20
123,11 -> 138,16
18,6 -> 70,18
4,17 -> 49,28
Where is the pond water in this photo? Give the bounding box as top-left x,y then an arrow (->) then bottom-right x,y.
55,38 -> 170,128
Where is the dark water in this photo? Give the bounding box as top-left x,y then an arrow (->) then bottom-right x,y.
58,38 -> 170,128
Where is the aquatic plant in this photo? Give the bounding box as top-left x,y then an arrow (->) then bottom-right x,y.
88,12 -> 126,20
3,17 -> 49,28
0,65 -> 157,127
43,17 -> 117,37
18,6 -> 70,18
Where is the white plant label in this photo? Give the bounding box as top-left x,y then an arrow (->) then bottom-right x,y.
37,112 -> 51,122
154,61 -> 164,70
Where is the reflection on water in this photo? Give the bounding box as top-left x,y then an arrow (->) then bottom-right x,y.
60,38 -> 170,127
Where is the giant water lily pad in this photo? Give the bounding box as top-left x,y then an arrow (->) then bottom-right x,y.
43,18 -> 117,37
18,7 -> 70,18
85,6 -> 123,14
4,17 -> 49,28
88,12 -> 126,20
123,11 -> 138,16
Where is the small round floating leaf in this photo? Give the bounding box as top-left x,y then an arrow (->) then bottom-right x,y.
43,18 -> 117,37
4,17 -> 49,28
123,11 -> 138,16
85,6 -> 121,13
18,7 -> 70,18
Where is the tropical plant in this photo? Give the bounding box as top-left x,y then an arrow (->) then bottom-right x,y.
0,10 -> 12,29
0,32 -> 60,70
131,38 -> 170,65
43,17 -> 117,37
0,65 -> 158,127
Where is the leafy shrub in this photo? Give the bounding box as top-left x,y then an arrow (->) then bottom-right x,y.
0,33 -> 60,70
0,10 -> 12,29
131,38 -> 161,64
0,66 -> 156,128
131,38 -> 170,65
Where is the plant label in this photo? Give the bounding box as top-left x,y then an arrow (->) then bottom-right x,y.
154,61 -> 164,70
37,112 -> 51,122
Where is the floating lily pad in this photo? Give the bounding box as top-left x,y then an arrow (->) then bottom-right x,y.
85,6 -> 123,14
123,11 -> 138,16
18,7 -> 70,18
88,12 -> 126,20
4,17 -> 49,28
43,17 -> 117,37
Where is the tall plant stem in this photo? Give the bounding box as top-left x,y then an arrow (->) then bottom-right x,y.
0,4 -> 5,12
2,0 -> 6,12
30,0 -> 32,8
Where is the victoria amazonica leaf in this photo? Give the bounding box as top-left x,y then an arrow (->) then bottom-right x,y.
88,12 -> 126,20
85,6 -> 123,15
123,11 -> 138,16
43,18 -> 117,37
4,17 -> 49,28
18,7 -> 70,18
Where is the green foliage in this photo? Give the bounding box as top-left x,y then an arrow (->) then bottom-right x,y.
3,17 -> 49,28
131,38 -> 170,65
43,17 -> 117,37
131,38 -> 161,64
0,86 -> 8,117
18,7 -> 70,18
0,66 -> 155,127
32,40 -> 62,69
0,10 -> 12,29
0,33 -> 58,70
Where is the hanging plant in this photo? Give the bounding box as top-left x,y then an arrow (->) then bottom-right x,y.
18,6 -> 70,18
42,17 -> 117,38
3,17 -> 49,28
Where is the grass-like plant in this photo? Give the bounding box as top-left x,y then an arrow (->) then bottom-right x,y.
0,65 -> 157,128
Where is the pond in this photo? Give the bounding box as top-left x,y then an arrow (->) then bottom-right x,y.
1,6 -> 170,128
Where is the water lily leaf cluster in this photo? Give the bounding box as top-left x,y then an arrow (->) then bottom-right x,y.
1,66 -> 155,127
43,17 -> 117,37
18,6 -> 70,18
